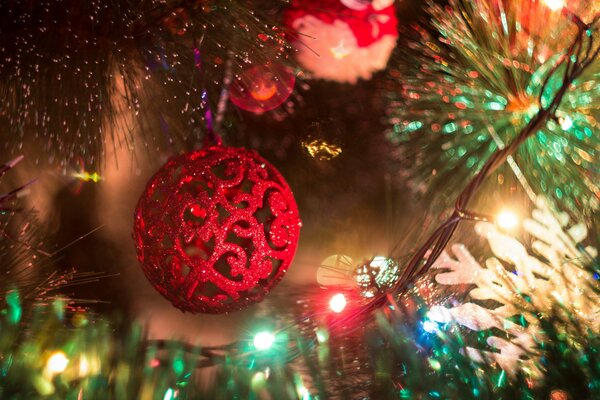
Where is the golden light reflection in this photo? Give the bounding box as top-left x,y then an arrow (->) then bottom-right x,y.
302,138 -> 342,160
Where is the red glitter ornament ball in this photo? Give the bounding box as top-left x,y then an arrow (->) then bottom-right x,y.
229,64 -> 296,114
133,145 -> 301,313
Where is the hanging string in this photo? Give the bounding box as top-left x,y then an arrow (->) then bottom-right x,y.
194,37 -> 233,146
214,54 -> 234,134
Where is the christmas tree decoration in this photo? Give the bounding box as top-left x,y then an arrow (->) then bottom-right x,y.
4,0 -> 600,398
301,137 -> 343,160
388,0 -> 600,219
300,119 -> 344,160
316,254 -> 355,288
133,145 -> 301,314
355,256 -> 400,298
429,199 -> 599,377
285,0 -> 398,83
229,64 -> 296,114
1,290 -> 599,399
316,254 -> 401,299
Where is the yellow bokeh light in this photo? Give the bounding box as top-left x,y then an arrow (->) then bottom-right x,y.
302,138 -> 342,161
47,351 -> 69,374
496,210 -> 519,230
72,170 -> 102,183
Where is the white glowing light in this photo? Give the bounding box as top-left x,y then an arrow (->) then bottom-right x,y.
370,256 -> 388,268
427,306 -> 453,324
253,331 -> 275,351
560,115 -> 573,131
47,351 -> 69,374
329,293 -> 347,313
422,320 -> 440,334
496,210 -> 519,230
543,0 -> 566,11
297,384 -> 310,400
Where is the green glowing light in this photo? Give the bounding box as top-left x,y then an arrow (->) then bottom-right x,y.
173,357 -> 184,375
6,290 -> 21,324
406,121 -> 423,132
496,370 -> 506,388
163,388 -> 175,400
316,328 -> 329,343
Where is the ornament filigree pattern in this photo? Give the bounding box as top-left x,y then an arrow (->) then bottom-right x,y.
134,145 -> 301,313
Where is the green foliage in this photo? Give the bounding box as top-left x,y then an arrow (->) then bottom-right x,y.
1,288 -> 599,399
388,0 -> 600,220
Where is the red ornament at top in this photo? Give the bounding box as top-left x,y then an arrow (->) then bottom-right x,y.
284,0 -> 398,83
229,64 -> 296,114
133,145 -> 301,313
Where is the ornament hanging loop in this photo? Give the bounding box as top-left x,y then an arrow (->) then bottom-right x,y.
201,55 -> 231,147
202,126 -> 223,147
195,34 -> 230,148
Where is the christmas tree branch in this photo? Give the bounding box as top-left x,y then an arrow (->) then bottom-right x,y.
330,11 -> 600,335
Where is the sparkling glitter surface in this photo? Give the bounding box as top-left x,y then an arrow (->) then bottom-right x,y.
133,145 -> 301,313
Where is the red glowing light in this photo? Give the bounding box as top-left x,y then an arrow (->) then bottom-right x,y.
230,64 -> 295,114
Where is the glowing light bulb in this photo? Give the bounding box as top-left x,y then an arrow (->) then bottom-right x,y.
253,331 -> 275,351
329,293 -> 347,313
163,388 -> 175,400
496,210 -> 519,230
543,0 -> 565,11
422,320 -> 440,334
559,115 -> 573,131
315,328 -> 329,343
79,356 -> 90,376
47,351 -> 69,374
297,384 -> 310,400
